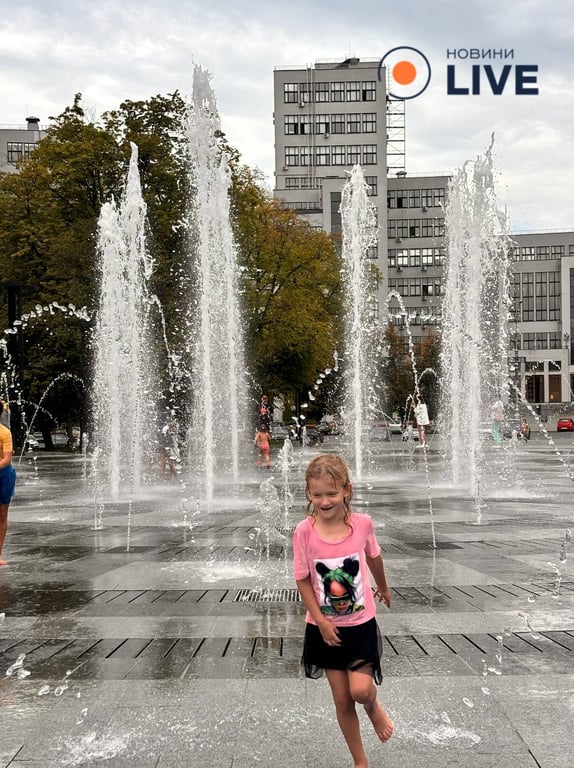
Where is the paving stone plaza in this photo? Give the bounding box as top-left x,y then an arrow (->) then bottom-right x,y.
1,433 -> 573,767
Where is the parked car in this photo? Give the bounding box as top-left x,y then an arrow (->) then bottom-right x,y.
380,413 -> 403,434
556,416 -> 574,432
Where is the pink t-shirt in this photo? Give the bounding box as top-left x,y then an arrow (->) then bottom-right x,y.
293,513 -> 381,627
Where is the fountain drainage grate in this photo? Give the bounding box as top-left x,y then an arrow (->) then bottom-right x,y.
234,588 -> 301,602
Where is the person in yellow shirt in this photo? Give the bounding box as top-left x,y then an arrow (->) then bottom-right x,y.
0,400 -> 16,566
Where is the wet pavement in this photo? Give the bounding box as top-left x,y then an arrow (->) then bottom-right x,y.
1,435 -> 573,767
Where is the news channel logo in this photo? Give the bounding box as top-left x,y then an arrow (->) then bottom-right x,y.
378,46 -> 432,100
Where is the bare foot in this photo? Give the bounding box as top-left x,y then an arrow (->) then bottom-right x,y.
367,699 -> 394,742
0,559 -> 7,566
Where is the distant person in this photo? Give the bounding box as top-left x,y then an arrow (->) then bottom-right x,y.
0,401 -> 16,566
520,418 -> 531,441
491,399 -> 505,445
258,394 -> 272,431
159,420 -> 179,479
0,400 -> 10,428
414,399 -> 429,447
254,426 -> 271,469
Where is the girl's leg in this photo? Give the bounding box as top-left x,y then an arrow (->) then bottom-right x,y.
348,666 -> 394,743
325,668 -> 368,768
0,503 -> 9,565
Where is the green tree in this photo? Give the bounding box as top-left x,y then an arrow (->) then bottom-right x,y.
231,166 -> 343,401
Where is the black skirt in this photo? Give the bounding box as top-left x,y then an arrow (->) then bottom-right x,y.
302,617 -> 383,684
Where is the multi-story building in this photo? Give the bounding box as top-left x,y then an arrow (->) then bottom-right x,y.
0,116 -> 45,173
273,58 -> 574,407
273,57 -> 389,311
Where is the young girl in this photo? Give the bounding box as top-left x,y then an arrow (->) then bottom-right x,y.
293,454 -> 393,767
253,426 -> 271,469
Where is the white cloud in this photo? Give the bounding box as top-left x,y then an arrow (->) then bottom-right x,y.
1,0 -> 572,230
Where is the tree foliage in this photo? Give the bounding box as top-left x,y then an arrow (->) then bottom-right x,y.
231,165 -> 342,398
0,92 -> 345,442
381,324 -> 441,420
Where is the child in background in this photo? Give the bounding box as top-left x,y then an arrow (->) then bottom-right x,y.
293,454 -> 393,766
254,426 -> 271,469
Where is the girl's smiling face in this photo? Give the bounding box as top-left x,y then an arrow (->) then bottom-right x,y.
307,474 -> 351,523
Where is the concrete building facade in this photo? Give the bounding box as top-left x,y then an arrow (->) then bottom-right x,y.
0,116 -> 45,173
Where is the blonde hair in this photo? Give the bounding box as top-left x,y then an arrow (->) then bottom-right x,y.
305,454 -> 353,524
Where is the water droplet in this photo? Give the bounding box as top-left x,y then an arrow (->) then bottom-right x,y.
17,668 -> 31,679
527,595 -> 536,603
481,686 -> 491,696
462,697 -> 474,708
37,685 -> 51,696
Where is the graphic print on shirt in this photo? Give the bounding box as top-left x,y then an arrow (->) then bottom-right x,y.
315,554 -> 366,616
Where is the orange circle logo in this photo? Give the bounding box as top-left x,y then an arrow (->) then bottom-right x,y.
378,46 -> 432,99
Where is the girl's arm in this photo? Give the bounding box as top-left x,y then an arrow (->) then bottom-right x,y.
366,553 -> 391,608
296,577 -> 341,645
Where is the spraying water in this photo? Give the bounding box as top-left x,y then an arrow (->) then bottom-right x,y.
92,143 -> 154,500
440,136 -> 513,506
340,165 -> 379,479
185,66 -> 247,501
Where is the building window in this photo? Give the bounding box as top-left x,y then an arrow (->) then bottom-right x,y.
331,82 -> 345,101
347,145 -> 361,164
365,176 -> 377,196
535,272 -> 548,321
284,115 -> 299,135
300,115 -> 313,135
285,177 -> 299,189
549,332 -> 561,349
331,114 -> 345,133
7,143 -> 23,163
520,246 -> 535,261
331,145 -> 346,165
396,190 -> 408,209
396,220 -> 409,239
409,219 -> 421,238
388,250 -> 396,267
387,190 -> 396,209
362,144 -> 377,164
536,245 -> 550,259
421,220 -> 434,238
535,332 -> 548,350
315,114 -> 330,134
420,188 -> 433,208
347,113 -> 361,133
409,249 -> 421,267
299,83 -> 312,104
285,147 -> 299,166
315,82 -> 329,102
433,188 -> 445,207
551,245 -> 564,257
523,333 -> 535,349
346,81 -> 361,101
362,81 -> 376,101
284,83 -> 298,103
408,189 -> 421,208
300,146 -> 311,166
434,219 -> 445,237
410,279 -> 421,296
315,146 -> 330,166
421,248 -> 434,267
366,244 -> 378,259
397,250 -> 409,267
549,271 -> 560,320
362,113 -> 376,132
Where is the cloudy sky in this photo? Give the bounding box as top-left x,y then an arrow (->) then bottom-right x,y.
1,0 -> 572,232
